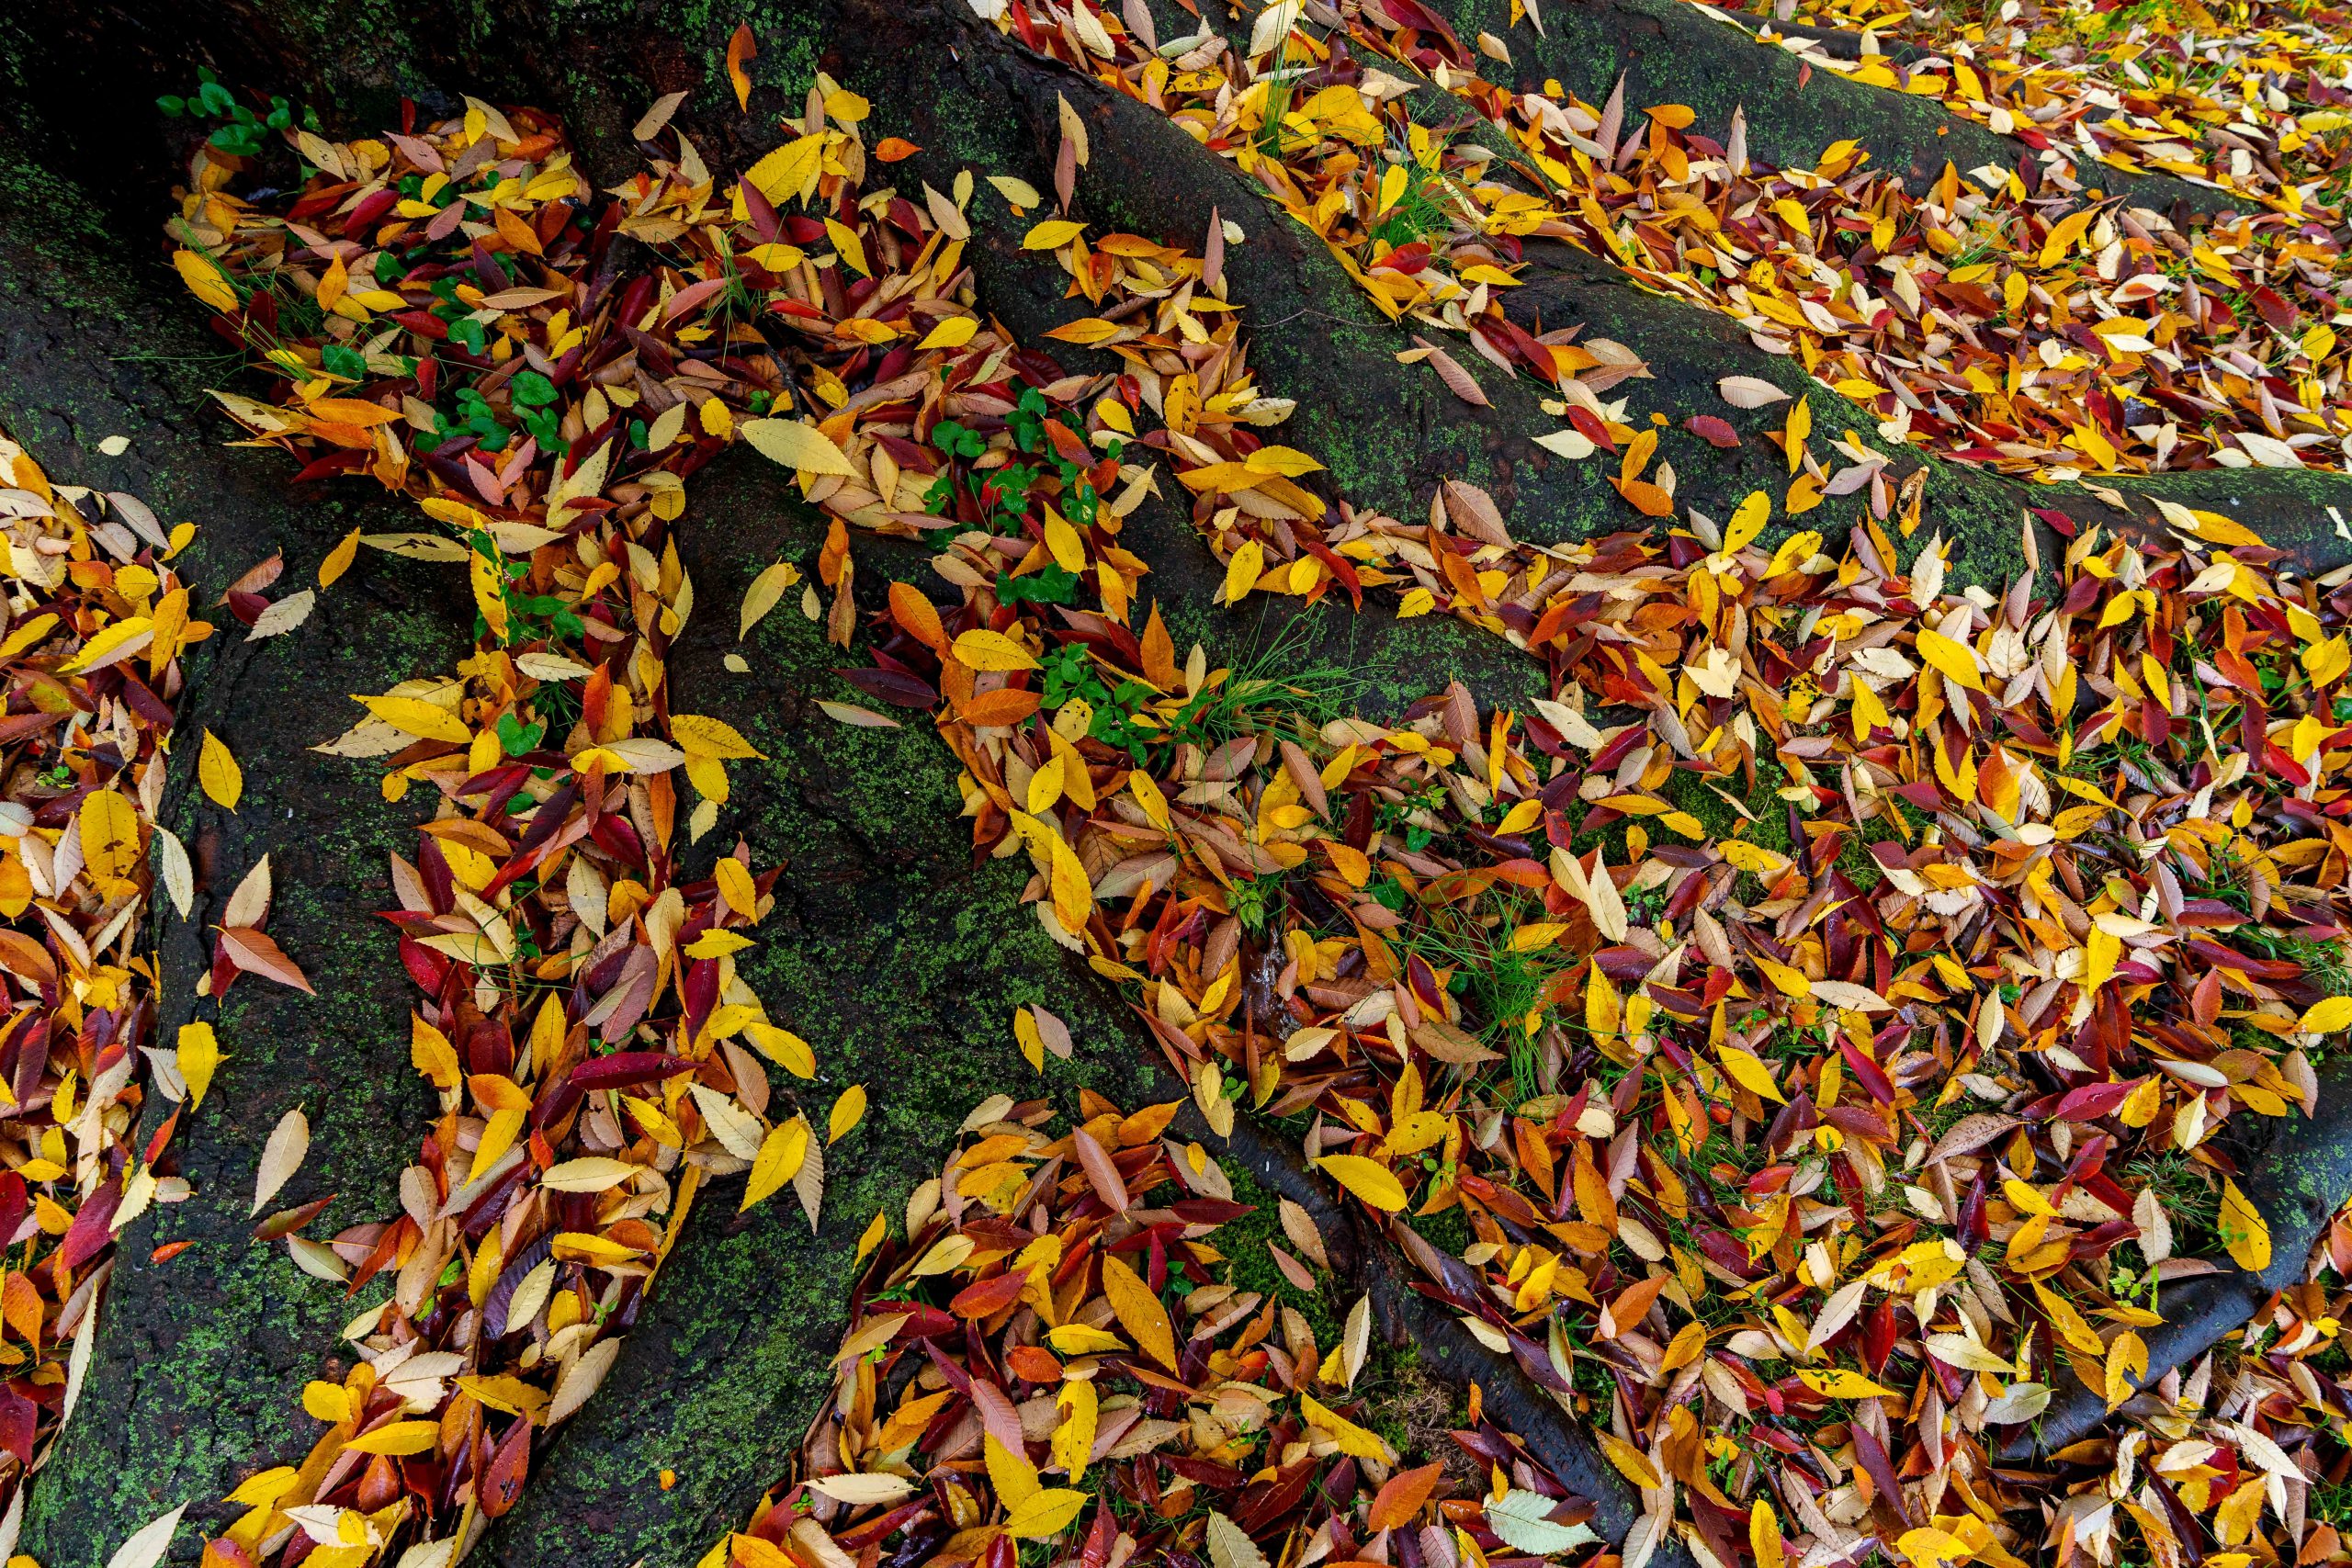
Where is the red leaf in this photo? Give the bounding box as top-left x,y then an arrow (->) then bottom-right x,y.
1682,414 -> 1741,448
481,1416 -> 533,1517
949,1269 -> 1031,1320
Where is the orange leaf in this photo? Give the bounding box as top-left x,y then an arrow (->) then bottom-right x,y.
1603,1272 -> 1669,1337
727,25 -> 757,111
1618,427 -> 1657,486
888,581 -> 948,656
876,137 -> 922,163
1367,1462 -> 1447,1531
1611,477 -> 1676,517
961,688 -> 1041,728
219,926 -> 314,994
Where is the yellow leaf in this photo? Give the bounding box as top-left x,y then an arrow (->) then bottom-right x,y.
920,316 -> 979,351
745,1019 -> 817,1077
411,1015 -> 460,1091
1783,397 -> 1812,470
953,628 -> 1039,671
225,1467 -> 301,1507
2220,1177 -> 2271,1272
1023,219 -> 1089,250
2305,635 -> 2351,689
2300,996 -> 2352,1034
1300,1393 -> 1395,1461
1046,1324 -> 1125,1355
741,418 -> 857,477
829,1085 -> 867,1144
1027,752 -> 1068,814
79,788 -> 141,880
740,561 -> 801,639
1724,491 -> 1770,554
178,1021 -> 221,1111
344,1420 -> 440,1456
1053,1380 -> 1098,1482
1897,1529 -> 1970,1568
1795,1368 -> 1897,1397
2031,1280 -> 2105,1356
743,1117 -> 812,1211
856,1210 -> 888,1263
744,133 -> 825,203
1599,1432 -> 1661,1489
320,528 -> 361,589
1716,1047 -> 1785,1105
1100,1252 -> 1179,1368
199,730 -> 243,810
1317,1153 -> 1408,1212
174,248 -> 238,311
1751,1500 -> 1785,1568
1913,628 -> 1985,693
1046,317 -> 1122,345
684,930 -> 753,959
716,859 -> 760,918
2039,208 -> 2095,266
987,1432 -> 1042,1506
672,713 -> 764,760
1755,954 -> 1812,997
1005,1488 -> 1090,1540
824,217 -> 872,278
360,694 -> 471,744
989,175 -> 1044,209
1221,539 -> 1265,604
1244,446 -> 1325,477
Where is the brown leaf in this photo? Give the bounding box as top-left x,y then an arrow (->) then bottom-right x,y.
1927,1112 -> 2019,1166
1440,479 -> 1511,546
1278,1197 -> 1332,1269
1411,336 -> 1490,407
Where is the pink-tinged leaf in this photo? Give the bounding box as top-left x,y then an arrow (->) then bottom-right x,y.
219,926 -> 316,994
1072,1128 -> 1130,1213
1268,1240 -> 1318,1292
1683,414 -> 1741,448
1411,336 -> 1491,408
1029,1004 -> 1073,1059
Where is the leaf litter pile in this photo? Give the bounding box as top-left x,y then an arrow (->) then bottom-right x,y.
713,1088 -> 1606,1568
114,29 -> 2352,1568
1727,0 -> 2352,211
156,98 -> 874,1567
999,0 -> 2352,479
0,428 -> 253,1542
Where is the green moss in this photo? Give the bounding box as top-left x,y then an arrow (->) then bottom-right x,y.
1216,1166 -> 1342,1343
